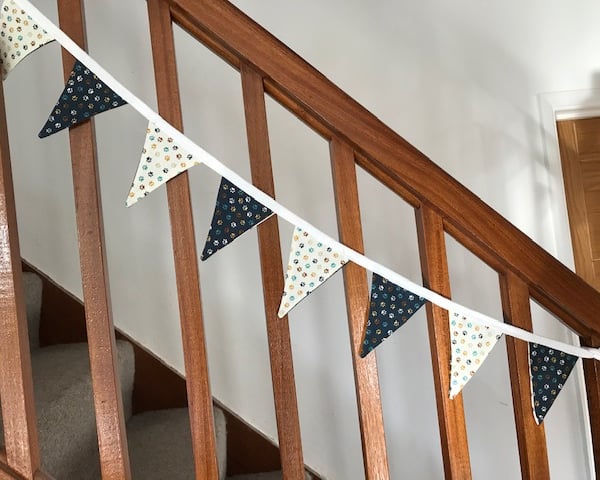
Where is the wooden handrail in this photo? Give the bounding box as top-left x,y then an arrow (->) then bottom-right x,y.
165,0 -> 600,339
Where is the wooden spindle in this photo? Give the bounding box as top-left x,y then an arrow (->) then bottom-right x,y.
580,335 -> 600,478
416,206 -> 471,479
146,1 -> 219,478
499,271 -> 550,479
329,138 -> 390,479
0,73 -> 40,480
56,1 -> 132,478
240,64 -> 306,479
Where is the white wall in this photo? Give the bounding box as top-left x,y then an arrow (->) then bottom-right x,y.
5,0 -> 600,478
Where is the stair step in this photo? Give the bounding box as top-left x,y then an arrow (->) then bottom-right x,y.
22,271 -> 42,350
0,341 -> 135,480
127,407 -> 227,480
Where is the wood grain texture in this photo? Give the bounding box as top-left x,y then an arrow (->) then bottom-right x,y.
556,120 -> 598,290
0,71 -> 40,480
330,138 -> 390,480
147,1 -> 220,478
240,64 -> 305,480
0,451 -> 53,480
499,272 -> 550,479
164,0 -> 600,338
57,1 -> 132,478
416,206 -> 471,479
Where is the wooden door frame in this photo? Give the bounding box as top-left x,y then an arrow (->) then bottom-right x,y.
539,88 -> 600,480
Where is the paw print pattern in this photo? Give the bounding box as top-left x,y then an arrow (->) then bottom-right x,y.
529,343 -> 578,424
359,273 -> 425,357
201,177 -> 273,260
127,122 -> 200,206
0,0 -> 54,79
39,59 -> 126,138
278,227 -> 348,318
449,312 -> 502,399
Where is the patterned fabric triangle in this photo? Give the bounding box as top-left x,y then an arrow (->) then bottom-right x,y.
127,121 -> 201,206
529,343 -> 579,424
278,227 -> 348,318
38,59 -> 126,138
449,311 -> 502,399
0,0 -> 54,79
200,177 -> 273,260
359,273 -> 425,357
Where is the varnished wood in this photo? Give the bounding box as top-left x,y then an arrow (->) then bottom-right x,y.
580,335 -> 600,477
557,120 -> 600,290
416,206 -> 471,479
499,272 -> 550,479
0,73 -> 40,480
0,452 -> 52,480
57,1 -> 132,478
164,0 -> 600,338
147,1 -> 220,478
330,138 -> 390,479
240,64 -> 305,480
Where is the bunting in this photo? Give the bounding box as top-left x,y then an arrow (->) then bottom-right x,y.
0,0 -> 54,79
278,227 -> 348,318
529,343 -> 579,424
360,273 -> 425,357
201,177 -> 273,260
449,311 -> 502,399
39,59 -> 126,138
3,0 -> 600,427
127,121 -> 200,206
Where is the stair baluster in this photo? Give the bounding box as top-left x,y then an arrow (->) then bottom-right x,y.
146,1 -> 220,478
416,206 -> 472,479
0,76 -> 40,480
330,139 -> 390,479
56,1 -> 132,478
499,271 -> 550,479
241,64 -> 306,479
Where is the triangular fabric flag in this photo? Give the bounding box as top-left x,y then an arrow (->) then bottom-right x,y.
200,177 -> 273,259
529,343 -> 579,424
360,273 -> 425,357
278,227 -> 348,318
0,0 -> 54,79
449,311 -> 502,399
127,122 -> 200,206
38,59 -> 126,138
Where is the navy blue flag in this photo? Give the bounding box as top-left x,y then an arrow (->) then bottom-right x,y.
360,273 -> 426,357
529,343 -> 578,424
39,60 -> 126,138
201,177 -> 273,260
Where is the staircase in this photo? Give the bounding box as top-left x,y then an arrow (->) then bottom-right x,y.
1,0 -> 600,479
0,270 -> 308,480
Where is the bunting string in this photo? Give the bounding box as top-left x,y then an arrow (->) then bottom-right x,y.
13,0 -> 600,362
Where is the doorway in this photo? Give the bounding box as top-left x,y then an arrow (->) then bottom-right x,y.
557,117 -> 600,291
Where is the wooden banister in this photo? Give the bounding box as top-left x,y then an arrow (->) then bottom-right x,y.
3,0 -> 600,478
146,1 -> 220,478
165,0 -> 600,339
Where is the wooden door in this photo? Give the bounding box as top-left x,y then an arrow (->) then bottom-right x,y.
557,117 -> 600,290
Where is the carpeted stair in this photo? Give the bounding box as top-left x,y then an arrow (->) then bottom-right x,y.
0,271 -> 299,479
